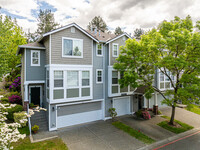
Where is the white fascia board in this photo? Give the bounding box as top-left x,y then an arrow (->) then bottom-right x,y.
24,80 -> 45,85
42,23 -> 99,43
17,46 -> 45,55
106,33 -> 132,44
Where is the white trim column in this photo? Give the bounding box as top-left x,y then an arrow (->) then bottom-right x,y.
154,91 -> 158,106
143,97 -> 147,109
24,84 -> 28,102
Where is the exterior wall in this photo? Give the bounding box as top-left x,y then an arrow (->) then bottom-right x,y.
51,27 -> 92,65
93,42 -> 103,100
110,35 -> 128,65
149,93 -> 167,108
50,104 -> 56,129
26,49 -> 46,81
43,37 -> 49,65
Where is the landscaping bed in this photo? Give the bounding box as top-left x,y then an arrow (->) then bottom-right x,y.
112,121 -> 155,144
157,116 -> 194,134
12,137 -> 68,150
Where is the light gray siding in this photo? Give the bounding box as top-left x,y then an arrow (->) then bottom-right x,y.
93,42 -> 103,100
51,27 -> 92,65
26,49 -> 46,81
50,104 -> 56,128
43,37 -> 49,65
110,36 -> 128,65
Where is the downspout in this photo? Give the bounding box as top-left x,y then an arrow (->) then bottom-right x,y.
102,43 -> 106,120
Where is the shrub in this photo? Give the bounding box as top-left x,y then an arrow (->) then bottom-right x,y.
142,111 -> 151,120
4,82 -> 12,89
8,95 -> 22,105
9,77 -> 21,92
0,97 -> 8,103
14,111 -> 28,127
158,110 -> 162,115
135,110 -> 143,118
3,91 -> 21,98
32,125 -> 39,132
108,108 -> 117,121
29,103 -> 34,108
7,105 -> 23,121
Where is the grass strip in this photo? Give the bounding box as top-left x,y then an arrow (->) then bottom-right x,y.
158,115 -> 194,134
186,104 -> 200,115
112,121 -> 155,144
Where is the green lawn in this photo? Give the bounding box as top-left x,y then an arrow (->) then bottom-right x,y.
158,116 -> 193,134
112,121 -> 155,144
18,126 -> 30,136
186,104 -> 200,115
12,137 -> 68,150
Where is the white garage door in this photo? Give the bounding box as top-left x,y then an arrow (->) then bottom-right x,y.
57,102 -> 103,128
113,96 -> 131,116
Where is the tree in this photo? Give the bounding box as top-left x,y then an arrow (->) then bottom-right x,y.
113,15 -> 200,125
114,27 -> 123,35
87,16 -> 108,32
0,15 -> 27,78
134,28 -> 144,39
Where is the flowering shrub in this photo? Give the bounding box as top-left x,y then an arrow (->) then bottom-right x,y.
9,77 -> 21,92
7,105 -> 23,121
8,95 -> 22,105
14,111 -> 28,127
142,111 -> 151,120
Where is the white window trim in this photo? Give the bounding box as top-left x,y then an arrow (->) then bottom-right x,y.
54,71 -> 64,89
108,66 -> 135,97
62,37 -> 83,58
112,43 -> 119,57
96,69 -> 103,84
31,50 -> 40,66
96,44 -> 103,56
158,69 -> 175,91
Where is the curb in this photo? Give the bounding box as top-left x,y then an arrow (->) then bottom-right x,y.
30,135 -> 58,143
138,127 -> 200,150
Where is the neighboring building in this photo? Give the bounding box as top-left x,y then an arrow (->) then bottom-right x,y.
17,23 -> 167,131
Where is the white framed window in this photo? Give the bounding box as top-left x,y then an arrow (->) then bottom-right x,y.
62,37 -> 83,58
31,50 -> 40,66
96,69 -> 103,83
46,70 -> 49,99
54,71 -> 63,88
159,70 -> 175,90
112,43 -> 119,57
96,44 -> 103,56
71,27 -> 75,33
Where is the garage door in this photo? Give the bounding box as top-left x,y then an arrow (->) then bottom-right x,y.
57,101 -> 102,128
113,97 -> 131,116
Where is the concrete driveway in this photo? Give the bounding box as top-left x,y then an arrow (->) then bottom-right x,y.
57,120 -> 145,150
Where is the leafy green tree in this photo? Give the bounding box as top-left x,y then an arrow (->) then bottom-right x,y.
134,28 -> 144,39
115,27 -> 123,35
0,15 -> 27,78
114,15 -> 200,125
87,16 -> 108,32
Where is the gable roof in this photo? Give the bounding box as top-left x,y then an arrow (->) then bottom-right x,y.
38,23 -> 99,43
17,42 -> 45,55
105,32 -> 132,44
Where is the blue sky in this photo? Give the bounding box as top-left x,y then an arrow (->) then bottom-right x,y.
0,0 -> 200,34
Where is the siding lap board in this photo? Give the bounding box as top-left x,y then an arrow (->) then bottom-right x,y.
51,27 -> 92,65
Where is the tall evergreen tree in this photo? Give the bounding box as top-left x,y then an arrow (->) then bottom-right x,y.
114,27 -> 123,35
134,28 -> 144,39
87,16 -> 108,32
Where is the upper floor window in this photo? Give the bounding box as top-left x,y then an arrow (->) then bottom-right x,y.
112,43 -> 119,57
96,44 -> 103,56
62,37 -> 83,58
31,50 -> 40,66
159,71 -> 175,90
96,69 -> 103,83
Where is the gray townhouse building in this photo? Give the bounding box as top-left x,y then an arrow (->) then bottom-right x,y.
17,23 -> 167,131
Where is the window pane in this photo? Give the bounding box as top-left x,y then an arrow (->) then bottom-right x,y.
67,71 -> 79,87
114,50 -> 118,56
73,40 -> 82,56
54,80 -> 63,87
98,77 -> 102,82
160,83 -> 164,89
98,50 -> 102,55
120,86 -> 128,93
47,79 -> 49,87
112,78 -> 118,84
32,58 -> 38,64
97,44 -> 102,50
113,45 -> 117,50
98,71 -> 102,76
53,89 -> 64,99
46,71 -> 49,78
63,39 -> 73,56
112,86 -> 118,94
82,71 -> 89,78
32,52 -> 38,58
47,89 -> 49,99
165,82 -> 170,88
54,71 -> 63,79
82,88 -> 90,97
82,79 -> 89,86
112,71 -> 118,78
160,74 -> 164,81
67,88 -> 79,98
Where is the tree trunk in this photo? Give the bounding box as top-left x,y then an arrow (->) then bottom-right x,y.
169,105 -> 175,125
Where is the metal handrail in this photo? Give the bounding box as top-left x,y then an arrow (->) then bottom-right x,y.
27,103 -> 32,136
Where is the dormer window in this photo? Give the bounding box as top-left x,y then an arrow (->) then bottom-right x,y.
62,37 -> 83,58
31,50 -> 40,66
96,44 -> 103,56
112,43 -> 119,57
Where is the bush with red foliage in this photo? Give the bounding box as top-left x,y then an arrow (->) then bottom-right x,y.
8,95 -> 22,105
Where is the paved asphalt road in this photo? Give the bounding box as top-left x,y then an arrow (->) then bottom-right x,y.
152,131 -> 200,150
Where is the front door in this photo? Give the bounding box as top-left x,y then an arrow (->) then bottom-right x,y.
30,87 -> 41,105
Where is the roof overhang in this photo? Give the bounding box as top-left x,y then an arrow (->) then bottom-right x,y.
17,45 -> 46,55
106,32 -> 132,44
38,23 -> 99,43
